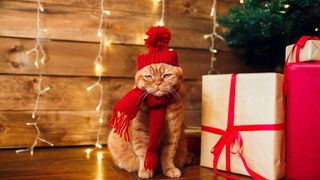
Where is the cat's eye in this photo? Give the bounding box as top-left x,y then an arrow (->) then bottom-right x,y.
143,75 -> 153,80
163,73 -> 173,78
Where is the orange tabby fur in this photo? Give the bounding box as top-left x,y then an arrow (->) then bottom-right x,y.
108,63 -> 192,178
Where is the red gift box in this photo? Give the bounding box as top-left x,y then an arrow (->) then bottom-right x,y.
285,36 -> 320,179
286,62 -> 320,179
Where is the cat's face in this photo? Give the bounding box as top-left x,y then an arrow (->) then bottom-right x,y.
135,63 -> 183,97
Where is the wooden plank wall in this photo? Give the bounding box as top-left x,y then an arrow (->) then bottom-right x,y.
0,0 -> 268,148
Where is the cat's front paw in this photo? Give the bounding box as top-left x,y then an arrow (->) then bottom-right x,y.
138,169 -> 153,179
164,168 -> 181,178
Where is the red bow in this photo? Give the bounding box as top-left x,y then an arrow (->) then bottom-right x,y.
286,35 -> 320,63
202,74 -> 285,180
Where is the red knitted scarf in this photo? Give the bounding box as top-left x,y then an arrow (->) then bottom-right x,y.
108,87 -> 172,170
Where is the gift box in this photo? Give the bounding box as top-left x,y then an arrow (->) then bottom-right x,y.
286,62 -> 320,179
285,36 -> 320,179
201,73 -> 286,179
286,36 -> 320,63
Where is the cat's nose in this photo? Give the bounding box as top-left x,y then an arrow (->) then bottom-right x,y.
155,80 -> 162,86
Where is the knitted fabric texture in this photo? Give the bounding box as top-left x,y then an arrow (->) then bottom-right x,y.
137,26 -> 179,70
109,87 -> 172,170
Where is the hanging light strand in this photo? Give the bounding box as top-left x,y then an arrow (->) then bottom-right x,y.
86,0 -> 110,149
16,0 -> 53,155
204,0 -> 225,74
156,0 -> 166,26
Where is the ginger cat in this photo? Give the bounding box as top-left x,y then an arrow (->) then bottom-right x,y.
108,63 -> 192,178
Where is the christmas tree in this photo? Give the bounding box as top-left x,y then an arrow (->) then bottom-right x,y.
218,0 -> 320,67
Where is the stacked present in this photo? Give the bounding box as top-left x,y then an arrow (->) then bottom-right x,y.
285,36 -> 320,179
200,36 -> 320,179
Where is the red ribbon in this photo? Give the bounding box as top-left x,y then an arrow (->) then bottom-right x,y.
286,35 -> 320,63
202,74 -> 285,180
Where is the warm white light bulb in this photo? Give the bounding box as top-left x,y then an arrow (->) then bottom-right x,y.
284,4 -> 290,9
41,87 -> 50,94
204,34 -> 211,39
240,0 -> 244,4
25,50 -> 32,55
315,28 -> 319,32
210,8 -> 215,17
99,118 -> 103,124
87,85 -> 94,91
95,63 -> 103,75
34,61 -> 39,68
39,5 -> 44,12
40,57 -> 46,64
32,112 -> 36,119
103,10 -> 111,15
97,30 -> 103,37
96,104 -> 101,111
156,20 -> 164,26
43,28 -> 48,32
104,41 -> 110,47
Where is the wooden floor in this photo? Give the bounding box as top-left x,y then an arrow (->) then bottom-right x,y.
0,147 -> 249,180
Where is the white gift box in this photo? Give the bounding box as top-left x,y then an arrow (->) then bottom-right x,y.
286,39 -> 320,63
200,73 -> 286,179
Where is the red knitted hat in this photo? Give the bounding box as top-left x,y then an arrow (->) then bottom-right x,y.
137,26 -> 179,70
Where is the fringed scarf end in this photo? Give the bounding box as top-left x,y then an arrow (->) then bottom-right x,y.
144,152 -> 158,171
108,109 -> 131,141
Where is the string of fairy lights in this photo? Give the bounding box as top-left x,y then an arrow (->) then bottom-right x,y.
14,0 -> 233,154
16,0 -> 54,155
156,0 -> 166,26
12,0 -> 304,157
86,0 -> 111,149
204,0 -> 225,74
15,0 -> 167,155
84,0 -> 166,154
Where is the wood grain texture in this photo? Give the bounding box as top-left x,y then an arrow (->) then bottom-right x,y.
0,147 -> 251,179
0,0 -> 271,150
0,0 -> 216,49
0,37 -> 211,79
0,111 -> 110,148
0,110 -> 200,148
0,37 -> 272,79
8,0 -> 238,18
0,0 -> 240,49
0,75 -> 201,111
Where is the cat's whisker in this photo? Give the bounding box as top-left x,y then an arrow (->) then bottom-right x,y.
136,91 -> 149,106
172,89 -> 182,104
141,92 -> 149,101
160,81 -> 182,104
169,91 -> 180,103
169,89 -> 182,104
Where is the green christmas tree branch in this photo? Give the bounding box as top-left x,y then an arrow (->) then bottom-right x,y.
218,0 -> 320,67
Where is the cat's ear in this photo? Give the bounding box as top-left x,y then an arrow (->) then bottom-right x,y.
174,67 -> 183,79
134,70 -> 142,85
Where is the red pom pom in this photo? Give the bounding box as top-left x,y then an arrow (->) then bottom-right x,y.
144,26 -> 171,51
